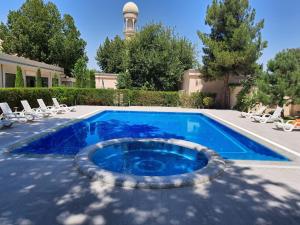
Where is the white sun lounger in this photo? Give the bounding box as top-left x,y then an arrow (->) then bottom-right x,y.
21,100 -> 51,118
241,106 -> 267,118
52,98 -> 76,112
37,99 -> 63,115
275,120 -> 300,132
0,102 -> 33,122
253,106 -> 283,123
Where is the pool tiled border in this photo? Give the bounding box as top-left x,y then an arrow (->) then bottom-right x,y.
74,138 -> 226,189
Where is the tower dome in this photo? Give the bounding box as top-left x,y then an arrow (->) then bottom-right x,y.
123,2 -> 139,14
123,2 -> 139,39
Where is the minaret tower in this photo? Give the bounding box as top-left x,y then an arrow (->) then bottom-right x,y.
123,2 -> 139,39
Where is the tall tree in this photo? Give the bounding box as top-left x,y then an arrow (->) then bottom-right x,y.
72,57 -> 88,88
127,24 -> 196,91
57,14 -> 87,75
96,24 -> 195,91
117,72 -> 132,89
0,0 -> 86,75
36,68 -> 42,87
15,66 -> 24,87
96,36 -> 126,74
52,73 -> 59,87
198,0 -> 267,108
88,70 -> 96,88
256,49 -> 300,106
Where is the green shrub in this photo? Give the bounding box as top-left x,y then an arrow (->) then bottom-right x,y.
0,88 -> 179,108
15,66 -> 24,88
179,92 -> 193,108
182,92 -> 216,108
0,88 -> 215,109
124,90 -> 179,106
203,96 -> 215,108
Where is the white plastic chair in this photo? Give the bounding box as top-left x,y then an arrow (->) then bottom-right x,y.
37,99 -> 63,115
275,120 -> 300,132
241,105 -> 267,119
52,98 -> 76,112
21,100 -> 51,118
0,102 -> 32,122
253,106 -> 283,123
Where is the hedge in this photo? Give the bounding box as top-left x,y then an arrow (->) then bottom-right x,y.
0,88 -> 215,109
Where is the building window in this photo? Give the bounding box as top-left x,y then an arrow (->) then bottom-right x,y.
5,73 -> 16,87
41,77 -> 48,87
26,76 -> 35,87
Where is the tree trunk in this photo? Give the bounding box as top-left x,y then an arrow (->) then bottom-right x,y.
223,74 -> 230,109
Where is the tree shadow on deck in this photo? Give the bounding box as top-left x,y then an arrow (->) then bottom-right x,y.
0,117 -> 74,150
0,157 -> 299,225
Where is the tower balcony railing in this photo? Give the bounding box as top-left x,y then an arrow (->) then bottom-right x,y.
124,27 -> 136,32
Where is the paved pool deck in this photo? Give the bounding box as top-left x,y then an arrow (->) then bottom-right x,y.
0,106 -> 299,225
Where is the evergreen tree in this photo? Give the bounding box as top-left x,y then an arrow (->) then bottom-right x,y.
15,66 -> 24,87
52,73 -> 59,87
96,36 -> 125,74
256,49 -> 300,106
89,70 -> 96,88
72,57 -> 88,88
198,0 -> 267,108
36,68 -> 42,87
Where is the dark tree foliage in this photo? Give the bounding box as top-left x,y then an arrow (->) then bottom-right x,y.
256,49 -> 300,106
127,24 -> 195,91
198,0 -> 267,108
73,57 -> 88,88
96,24 -> 196,91
0,0 -> 86,75
95,36 -> 126,74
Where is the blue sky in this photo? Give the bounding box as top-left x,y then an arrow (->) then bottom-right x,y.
1,0 -> 300,70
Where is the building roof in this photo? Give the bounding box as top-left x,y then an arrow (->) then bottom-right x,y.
0,52 -> 64,73
123,2 -> 139,14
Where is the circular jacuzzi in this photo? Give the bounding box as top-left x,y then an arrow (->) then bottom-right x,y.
75,138 -> 226,188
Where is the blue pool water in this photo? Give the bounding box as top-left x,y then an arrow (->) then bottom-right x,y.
91,141 -> 208,176
13,111 -> 288,161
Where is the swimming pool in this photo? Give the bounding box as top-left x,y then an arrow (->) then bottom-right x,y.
13,110 -> 288,161
91,140 -> 209,176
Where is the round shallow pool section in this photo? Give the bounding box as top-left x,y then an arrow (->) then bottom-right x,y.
75,138 -> 226,188
91,141 -> 209,176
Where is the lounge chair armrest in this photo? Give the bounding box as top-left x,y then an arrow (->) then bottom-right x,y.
13,112 -> 24,116
32,108 -> 43,113
60,104 -> 68,107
